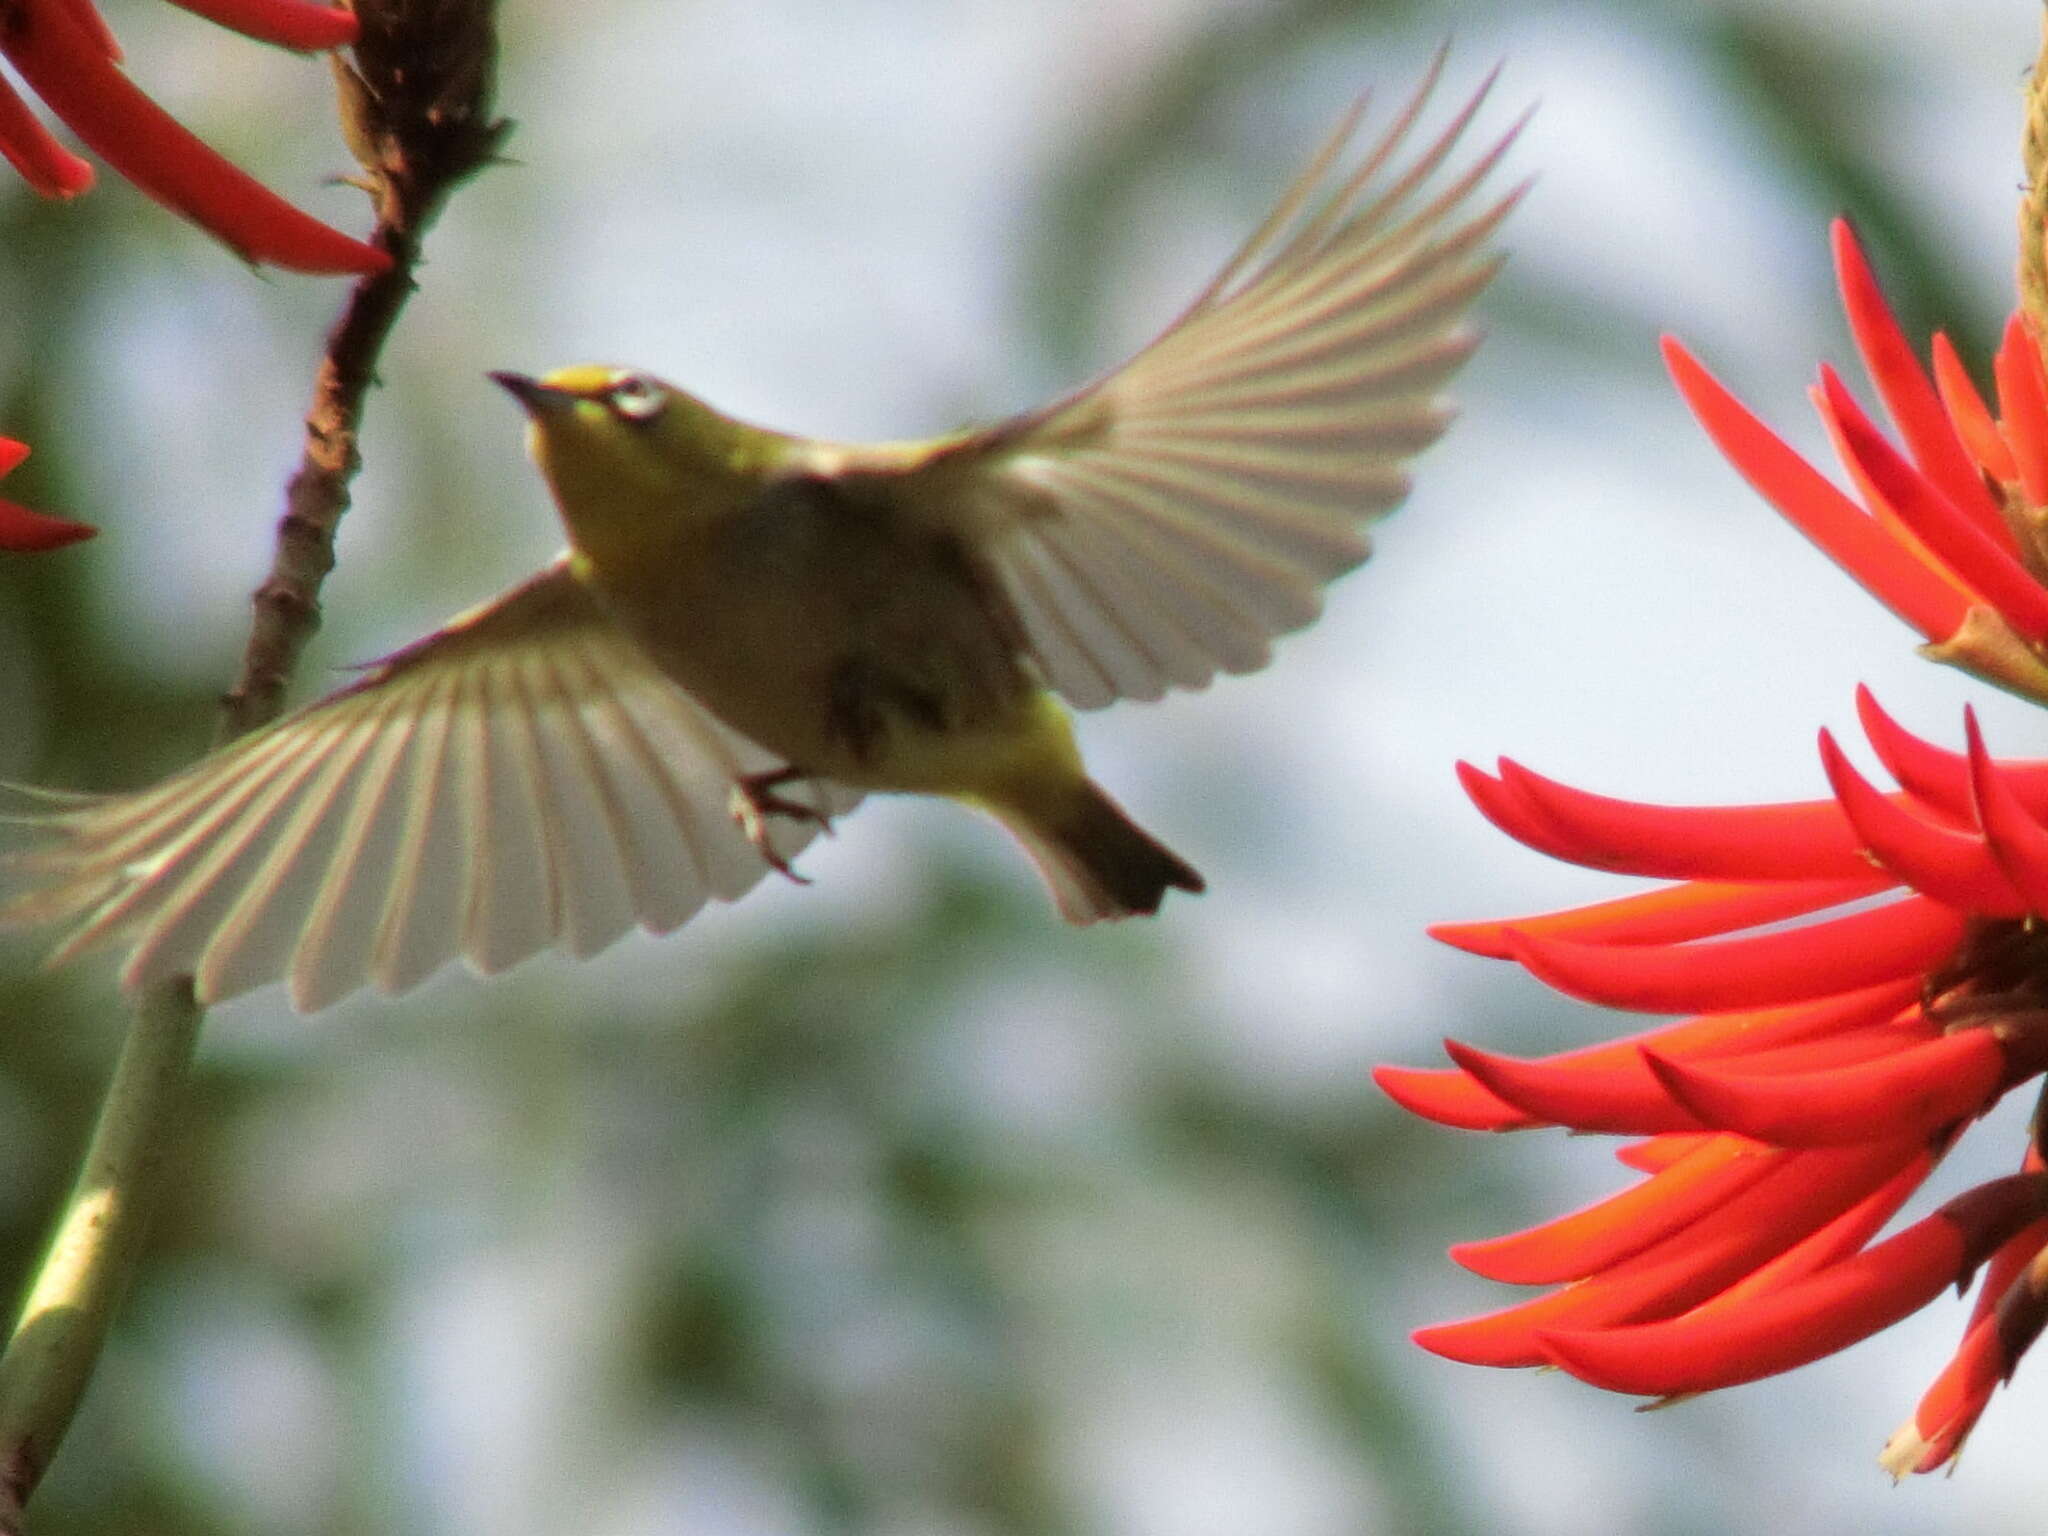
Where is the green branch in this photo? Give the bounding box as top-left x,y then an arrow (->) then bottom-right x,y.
0,982 -> 200,1531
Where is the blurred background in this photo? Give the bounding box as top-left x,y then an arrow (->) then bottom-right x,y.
0,0 -> 2044,1530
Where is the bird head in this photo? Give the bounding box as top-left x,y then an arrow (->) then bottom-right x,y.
490,365 -> 791,558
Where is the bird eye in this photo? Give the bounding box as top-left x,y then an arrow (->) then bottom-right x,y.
606,373 -> 667,423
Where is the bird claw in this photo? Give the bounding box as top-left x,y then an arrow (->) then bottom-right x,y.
730,769 -> 834,884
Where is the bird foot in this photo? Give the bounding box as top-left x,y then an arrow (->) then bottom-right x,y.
730,768 -> 834,884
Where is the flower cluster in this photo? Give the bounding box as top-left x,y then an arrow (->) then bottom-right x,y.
1379,222 -> 2048,1473
0,434 -> 90,551
0,0 -> 383,273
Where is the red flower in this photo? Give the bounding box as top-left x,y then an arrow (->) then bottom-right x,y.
1668,222 -> 2048,709
0,0 -> 384,274
0,434 -> 92,551
1377,222 -> 2048,1475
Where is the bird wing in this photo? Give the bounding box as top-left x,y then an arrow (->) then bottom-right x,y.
914,53 -> 1526,709
0,557 -> 860,1011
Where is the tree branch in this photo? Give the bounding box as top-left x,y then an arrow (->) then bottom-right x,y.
220,0 -> 509,741
0,4 -> 506,1526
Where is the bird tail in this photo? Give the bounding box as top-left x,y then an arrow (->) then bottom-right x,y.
983,779 -> 1204,923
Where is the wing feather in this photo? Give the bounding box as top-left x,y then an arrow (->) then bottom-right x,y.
459,654 -> 561,976
932,54 -> 1525,708
197,693 -> 406,1005
1050,478 -> 1303,651
119,717 -> 378,992
990,537 -> 1121,708
516,648 -> 640,962
1023,522 -> 1165,702
54,731 -> 342,973
0,558 -> 862,1008
1040,506 -> 1245,690
370,670 -> 468,998
550,639 -> 713,931
286,684 -> 425,1012
613,678 -> 756,900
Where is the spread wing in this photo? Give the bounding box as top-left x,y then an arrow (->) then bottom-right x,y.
922,52 -> 1526,708
0,558 -> 860,1011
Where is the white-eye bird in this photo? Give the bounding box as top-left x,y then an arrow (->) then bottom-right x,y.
1,58 -> 1525,1011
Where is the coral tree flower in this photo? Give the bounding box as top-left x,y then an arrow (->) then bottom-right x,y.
0,435 -> 91,551
0,0 -> 384,274
1377,221 -> 2048,1475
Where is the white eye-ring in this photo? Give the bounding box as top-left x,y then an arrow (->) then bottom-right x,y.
606,373 -> 667,423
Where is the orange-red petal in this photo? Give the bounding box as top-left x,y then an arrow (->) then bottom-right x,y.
162,0 -> 357,51
1505,898 -> 1968,1013
1817,727 -> 2025,915
1415,1140 -> 1925,1367
0,0 -> 386,273
1888,1162 -> 2048,1475
1616,1134 -> 1716,1173
1375,982 -> 1920,1134
1830,220 -> 2010,545
1993,315 -> 2048,507
1536,1173 -> 2048,1396
1642,1029 -> 2003,1147
1689,1147 -> 1939,1316
1821,368 -> 2048,640
1370,1061 -> 1536,1132
1856,686 -> 2048,822
1663,336 -> 1971,642
0,497 -> 95,551
1430,876 -> 1893,959
1964,712 -> 2048,914
0,65 -> 91,196
1440,1037 -> 1706,1134
1485,757 -> 1876,880
1930,331 -> 2019,485
0,437 -> 94,551
1450,1135 -> 1779,1284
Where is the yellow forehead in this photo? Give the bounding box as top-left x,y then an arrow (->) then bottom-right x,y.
539,363 -> 631,395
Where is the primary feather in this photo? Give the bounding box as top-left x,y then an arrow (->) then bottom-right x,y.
925,52 -> 1526,707
1,561 -> 857,1009
1,58 -> 1522,1010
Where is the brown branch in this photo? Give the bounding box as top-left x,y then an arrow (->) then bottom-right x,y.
218,0 -> 509,741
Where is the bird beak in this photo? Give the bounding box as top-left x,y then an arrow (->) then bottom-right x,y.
488,371 -> 577,416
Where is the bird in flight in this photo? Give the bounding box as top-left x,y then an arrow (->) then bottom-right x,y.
1,54 -> 1525,1011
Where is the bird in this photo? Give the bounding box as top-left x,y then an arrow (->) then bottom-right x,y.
0,55 -> 1525,1012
